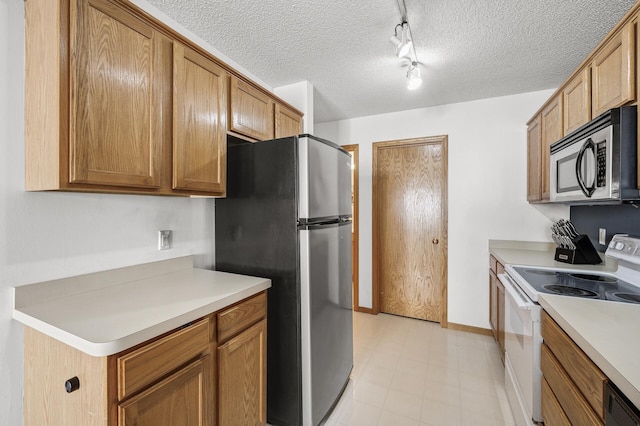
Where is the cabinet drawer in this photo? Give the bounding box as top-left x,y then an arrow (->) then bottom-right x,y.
542,377 -> 571,426
542,312 -> 607,419
541,344 -> 603,426
218,292 -> 267,343
117,318 -> 210,400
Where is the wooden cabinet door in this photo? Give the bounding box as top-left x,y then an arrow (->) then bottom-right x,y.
497,276 -> 505,359
541,97 -> 563,201
70,0 -> 167,188
218,319 -> 267,426
592,22 -> 635,117
173,43 -> 227,193
118,355 -> 213,426
489,270 -> 498,341
229,76 -> 274,140
563,67 -> 591,135
527,115 -> 542,202
275,103 -> 303,138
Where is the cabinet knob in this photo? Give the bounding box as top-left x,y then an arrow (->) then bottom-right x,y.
65,376 -> 80,393
432,238 -> 439,245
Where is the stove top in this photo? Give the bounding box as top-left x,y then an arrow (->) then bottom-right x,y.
505,234 -> 640,304
510,266 -> 640,304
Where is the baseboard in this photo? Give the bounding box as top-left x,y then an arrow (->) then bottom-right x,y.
446,322 -> 493,336
353,305 -> 375,314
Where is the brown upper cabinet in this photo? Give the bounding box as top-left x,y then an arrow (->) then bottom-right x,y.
26,0 -> 171,193
592,21 -> 635,118
229,76 -> 275,141
173,43 -> 228,194
275,103 -> 304,138
563,67 -> 591,135
25,0 -> 301,197
526,4 -> 639,203
527,115 -> 542,202
540,97 -> 563,202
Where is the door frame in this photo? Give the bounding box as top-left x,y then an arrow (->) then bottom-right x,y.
371,136 -> 448,326
341,144 -> 360,311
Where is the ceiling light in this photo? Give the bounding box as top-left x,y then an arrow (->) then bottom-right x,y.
390,22 -> 412,58
407,62 -> 422,90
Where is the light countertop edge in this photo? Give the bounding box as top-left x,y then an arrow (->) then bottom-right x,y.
538,294 -> 640,409
489,240 -> 617,272
12,258 -> 271,357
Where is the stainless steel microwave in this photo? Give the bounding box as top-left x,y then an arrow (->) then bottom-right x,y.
550,106 -> 639,204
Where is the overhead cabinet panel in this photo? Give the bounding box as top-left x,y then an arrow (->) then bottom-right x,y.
592,22 -> 635,117
229,76 -> 274,141
70,0 -> 165,188
275,103 -> 303,138
563,67 -> 591,135
527,115 -> 542,202
541,97 -> 562,201
173,43 -> 227,193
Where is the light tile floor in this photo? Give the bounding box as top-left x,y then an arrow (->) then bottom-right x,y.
324,312 -> 517,426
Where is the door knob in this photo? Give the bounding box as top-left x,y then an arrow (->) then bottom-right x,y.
432,238 -> 439,245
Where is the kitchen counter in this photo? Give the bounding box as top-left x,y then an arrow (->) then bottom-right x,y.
489,239 -> 618,272
489,240 -> 639,409
12,256 -> 271,356
539,294 -> 640,409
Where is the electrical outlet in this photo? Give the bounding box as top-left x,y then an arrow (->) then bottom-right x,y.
158,230 -> 172,250
599,228 -> 606,245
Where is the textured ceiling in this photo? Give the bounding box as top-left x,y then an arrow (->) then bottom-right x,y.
143,0 -> 637,123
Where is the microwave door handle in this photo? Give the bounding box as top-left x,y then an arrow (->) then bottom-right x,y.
576,138 -> 596,197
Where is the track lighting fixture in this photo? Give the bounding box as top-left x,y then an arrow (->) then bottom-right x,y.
406,61 -> 422,90
389,22 -> 412,58
389,11 -> 422,90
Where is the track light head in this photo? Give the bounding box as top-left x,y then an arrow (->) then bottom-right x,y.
406,62 -> 422,90
390,22 -> 412,58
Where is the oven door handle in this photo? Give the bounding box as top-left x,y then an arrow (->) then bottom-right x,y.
499,273 -> 533,311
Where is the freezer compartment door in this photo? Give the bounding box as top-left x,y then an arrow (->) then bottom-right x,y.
298,136 -> 352,220
299,222 -> 353,426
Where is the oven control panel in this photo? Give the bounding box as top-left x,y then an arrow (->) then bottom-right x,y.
606,234 -> 640,261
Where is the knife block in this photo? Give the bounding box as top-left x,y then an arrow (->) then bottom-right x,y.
554,234 -> 602,264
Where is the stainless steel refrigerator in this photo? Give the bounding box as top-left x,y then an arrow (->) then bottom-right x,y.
215,134 -> 353,426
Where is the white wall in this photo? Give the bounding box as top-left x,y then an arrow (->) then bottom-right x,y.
316,91 -> 569,328
0,1 -> 215,423
274,81 -> 315,134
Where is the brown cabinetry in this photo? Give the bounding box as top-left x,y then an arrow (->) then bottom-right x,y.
592,22 -> 635,118
541,311 -> 607,425
527,115 -> 542,202
489,255 -> 505,361
525,5 -> 639,203
173,43 -> 228,194
23,291 -> 268,426
25,0 -> 227,196
563,67 -> 591,135
275,103 -> 304,138
25,0 -> 301,197
26,0 -> 171,193
217,292 -> 268,426
527,95 -> 562,204
229,76 -> 275,141
541,97 -> 563,201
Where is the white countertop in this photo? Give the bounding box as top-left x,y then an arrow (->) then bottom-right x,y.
539,294 -> 640,409
489,239 -> 618,272
12,256 -> 271,357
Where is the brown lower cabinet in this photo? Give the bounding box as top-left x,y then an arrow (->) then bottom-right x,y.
489,255 -> 505,362
541,311 -> 607,426
23,291 -> 267,426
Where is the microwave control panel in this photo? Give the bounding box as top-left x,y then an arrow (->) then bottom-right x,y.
596,141 -> 606,187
